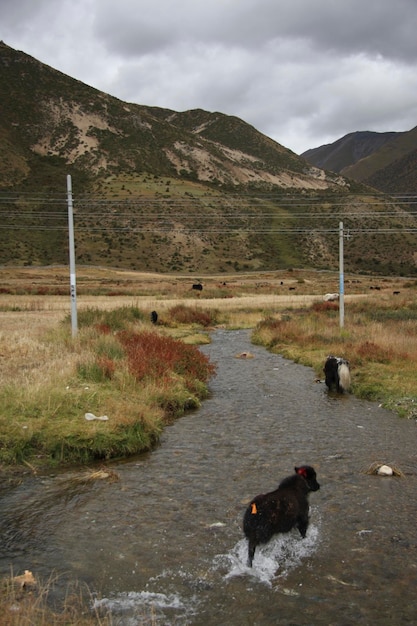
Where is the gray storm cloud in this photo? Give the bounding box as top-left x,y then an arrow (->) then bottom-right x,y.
1,0 -> 417,153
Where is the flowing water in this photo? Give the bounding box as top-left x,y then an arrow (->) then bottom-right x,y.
1,329 -> 417,625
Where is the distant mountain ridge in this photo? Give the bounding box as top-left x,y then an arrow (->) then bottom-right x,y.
302,127 -> 417,193
302,131 -> 402,173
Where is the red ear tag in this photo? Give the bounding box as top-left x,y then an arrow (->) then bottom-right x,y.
297,467 -> 308,478
251,503 -> 257,514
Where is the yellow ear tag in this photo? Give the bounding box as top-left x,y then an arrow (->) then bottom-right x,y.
251,503 -> 257,514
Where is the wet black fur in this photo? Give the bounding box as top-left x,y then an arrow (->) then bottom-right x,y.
243,466 -> 320,567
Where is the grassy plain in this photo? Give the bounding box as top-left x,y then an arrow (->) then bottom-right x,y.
1,265 -> 417,624
1,265 -> 415,469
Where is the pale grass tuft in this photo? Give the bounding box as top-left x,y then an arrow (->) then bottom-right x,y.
363,461 -> 405,477
70,467 -> 120,483
1,569 -> 113,625
11,570 -> 37,591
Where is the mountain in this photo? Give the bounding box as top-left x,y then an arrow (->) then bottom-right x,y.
1,41 -> 417,276
302,127 -> 417,194
341,126 -> 417,193
302,131 -> 402,173
1,40 -> 340,193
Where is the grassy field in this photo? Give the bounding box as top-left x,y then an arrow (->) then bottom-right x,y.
1,265 -> 415,469
0,302 -> 218,468
1,265 -> 417,624
253,297 -> 417,416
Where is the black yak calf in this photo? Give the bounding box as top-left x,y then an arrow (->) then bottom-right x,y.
324,355 -> 351,393
243,465 -> 320,567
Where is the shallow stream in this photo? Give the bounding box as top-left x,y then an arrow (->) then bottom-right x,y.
1,329 -> 417,624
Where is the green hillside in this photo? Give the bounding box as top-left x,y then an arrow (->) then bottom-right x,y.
1,41 -> 417,276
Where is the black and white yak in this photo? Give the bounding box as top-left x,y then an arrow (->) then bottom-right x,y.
324,355 -> 351,393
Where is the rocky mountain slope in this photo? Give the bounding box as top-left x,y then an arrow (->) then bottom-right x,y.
0,41 -> 344,193
1,41 -> 417,276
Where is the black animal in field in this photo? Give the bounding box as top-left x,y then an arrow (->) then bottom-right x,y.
243,465 -> 320,567
192,283 -> 203,291
150,310 -> 158,325
324,355 -> 351,393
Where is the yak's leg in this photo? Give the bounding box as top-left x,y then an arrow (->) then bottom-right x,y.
297,515 -> 309,538
247,538 -> 257,567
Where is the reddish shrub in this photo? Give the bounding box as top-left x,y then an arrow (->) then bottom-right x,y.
95,323 -> 112,335
96,356 -> 116,379
168,304 -> 214,327
256,316 -> 284,331
355,341 -> 394,363
311,301 -> 339,312
118,330 -> 216,384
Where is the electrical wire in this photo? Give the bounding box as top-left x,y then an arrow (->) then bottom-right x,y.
1,192 -> 417,234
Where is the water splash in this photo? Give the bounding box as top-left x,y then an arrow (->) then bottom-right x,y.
216,523 -> 321,587
94,589 -> 197,625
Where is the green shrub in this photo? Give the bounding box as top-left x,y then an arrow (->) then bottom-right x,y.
70,306 -> 146,331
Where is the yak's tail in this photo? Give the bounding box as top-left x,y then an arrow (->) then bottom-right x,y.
338,362 -> 351,391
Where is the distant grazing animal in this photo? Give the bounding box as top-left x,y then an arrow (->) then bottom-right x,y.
150,310 -> 158,325
243,466 -> 320,567
192,283 -> 203,291
324,355 -> 351,393
323,293 -> 339,302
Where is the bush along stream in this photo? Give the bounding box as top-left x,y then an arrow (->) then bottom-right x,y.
0,306 -> 217,468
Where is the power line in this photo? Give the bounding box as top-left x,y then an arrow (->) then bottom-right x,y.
2,223 -> 417,234
0,192 -> 416,204
2,207 -> 417,218
1,192 -> 417,235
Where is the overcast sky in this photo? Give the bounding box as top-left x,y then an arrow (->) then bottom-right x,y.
2,0 -> 417,154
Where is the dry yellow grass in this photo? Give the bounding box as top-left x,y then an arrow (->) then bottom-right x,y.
0,570 -> 112,625
0,263 -> 408,388
0,293 -> 366,389
2,265 -> 416,427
